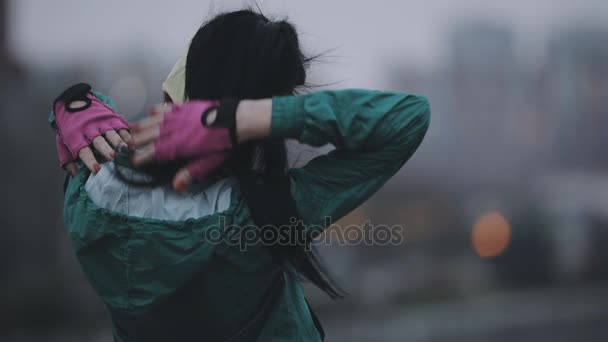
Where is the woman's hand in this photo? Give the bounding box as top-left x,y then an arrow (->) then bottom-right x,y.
53,83 -> 131,175
58,129 -> 132,176
130,101 -> 233,192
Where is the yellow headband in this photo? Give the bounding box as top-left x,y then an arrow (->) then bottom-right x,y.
162,42 -> 189,103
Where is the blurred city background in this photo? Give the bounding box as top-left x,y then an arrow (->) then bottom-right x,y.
1,0 -> 608,341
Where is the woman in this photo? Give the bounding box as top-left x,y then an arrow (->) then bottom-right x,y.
51,10 -> 430,342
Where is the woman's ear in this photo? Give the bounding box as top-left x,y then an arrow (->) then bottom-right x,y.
163,91 -> 174,104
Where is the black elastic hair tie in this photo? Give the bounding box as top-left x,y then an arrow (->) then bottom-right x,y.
54,83 -> 93,113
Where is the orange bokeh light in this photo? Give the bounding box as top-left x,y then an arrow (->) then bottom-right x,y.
471,212 -> 511,258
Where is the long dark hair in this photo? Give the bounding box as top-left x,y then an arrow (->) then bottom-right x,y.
119,10 -> 345,299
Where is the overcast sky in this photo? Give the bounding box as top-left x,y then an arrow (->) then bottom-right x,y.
7,0 -> 608,87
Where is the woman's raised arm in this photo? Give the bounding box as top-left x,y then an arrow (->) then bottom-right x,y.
131,89 -> 430,225
266,89 -> 430,227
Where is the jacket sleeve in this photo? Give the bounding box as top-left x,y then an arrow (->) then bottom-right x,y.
270,89 -> 430,228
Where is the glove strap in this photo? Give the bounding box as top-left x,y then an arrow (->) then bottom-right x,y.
202,97 -> 240,146
54,83 -> 93,113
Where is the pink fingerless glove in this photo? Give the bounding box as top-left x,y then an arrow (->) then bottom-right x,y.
52,83 -> 130,168
154,100 -> 235,182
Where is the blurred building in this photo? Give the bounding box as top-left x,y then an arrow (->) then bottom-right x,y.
396,22 -> 543,187
448,22 -> 516,143
542,28 -> 608,168
0,0 -> 7,69
0,0 -> 21,82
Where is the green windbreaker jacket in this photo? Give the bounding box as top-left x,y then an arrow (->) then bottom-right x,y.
55,89 -> 430,341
